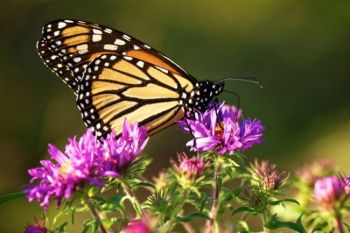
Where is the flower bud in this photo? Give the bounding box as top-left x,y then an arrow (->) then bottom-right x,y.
314,176 -> 345,206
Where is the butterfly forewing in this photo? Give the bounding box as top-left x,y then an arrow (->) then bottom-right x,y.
77,54 -> 194,137
38,20 -> 195,94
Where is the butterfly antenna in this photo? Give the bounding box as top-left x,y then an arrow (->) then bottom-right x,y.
222,89 -> 242,120
219,76 -> 263,88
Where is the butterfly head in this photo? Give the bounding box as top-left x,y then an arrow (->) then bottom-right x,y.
183,80 -> 224,118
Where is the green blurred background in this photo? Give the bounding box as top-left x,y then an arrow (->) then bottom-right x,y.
1,0 -> 350,232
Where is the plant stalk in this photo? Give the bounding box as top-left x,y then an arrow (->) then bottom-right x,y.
82,193 -> 109,233
205,158 -> 222,233
121,180 -> 142,218
335,215 -> 345,233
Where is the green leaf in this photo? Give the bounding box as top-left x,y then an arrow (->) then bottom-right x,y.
101,218 -> 117,228
82,220 -> 97,233
175,212 -> 210,222
133,181 -> 155,190
232,206 -> 256,215
0,192 -> 25,207
269,198 -> 300,206
265,214 -> 306,233
54,221 -> 68,233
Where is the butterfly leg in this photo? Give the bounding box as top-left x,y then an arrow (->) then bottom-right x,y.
185,118 -> 197,150
213,98 -> 224,130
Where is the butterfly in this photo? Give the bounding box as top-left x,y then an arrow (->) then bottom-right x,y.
37,19 -> 225,138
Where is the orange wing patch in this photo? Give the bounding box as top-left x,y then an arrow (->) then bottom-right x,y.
126,50 -> 179,74
61,26 -> 90,37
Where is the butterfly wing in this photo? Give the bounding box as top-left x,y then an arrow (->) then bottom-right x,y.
37,19 -> 196,94
77,54 -> 195,137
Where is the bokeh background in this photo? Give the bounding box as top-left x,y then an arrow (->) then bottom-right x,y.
1,0 -> 350,232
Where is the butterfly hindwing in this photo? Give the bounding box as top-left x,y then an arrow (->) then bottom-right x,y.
76,54 -> 195,137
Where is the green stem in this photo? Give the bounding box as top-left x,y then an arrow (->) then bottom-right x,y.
121,180 -> 142,218
82,193 -> 109,233
165,189 -> 190,233
205,158 -> 222,233
260,207 -> 271,233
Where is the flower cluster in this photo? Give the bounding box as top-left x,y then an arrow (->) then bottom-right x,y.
24,120 -> 148,209
178,103 -> 264,155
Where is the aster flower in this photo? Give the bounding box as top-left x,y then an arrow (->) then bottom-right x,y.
343,175 -> 350,194
24,129 -> 106,209
102,120 -> 149,173
24,224 -> 48,233
124,219 -> 150,233
124,219 -> 149,233
314,176 -> 346,207
251,159 -> 288,191
173,153 -> 206,179
24,217 -> 48,233
25,120 -> 149,210
178,103 -> 264,155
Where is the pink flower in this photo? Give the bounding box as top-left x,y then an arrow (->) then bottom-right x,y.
175,153 -> 206,178
124,219 -> 150,233
314,176 -> 345,206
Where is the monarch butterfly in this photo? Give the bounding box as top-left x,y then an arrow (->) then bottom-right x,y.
37,19 -> 225,138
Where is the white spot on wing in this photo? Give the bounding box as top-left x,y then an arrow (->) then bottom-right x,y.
92,34 -> 102,42
73,57 -> 82,63
103,44 -> 118,51
136,61 -> 144,68
93,29 -> 102,34
57,22 -> 67,29
114,39 -> 126,45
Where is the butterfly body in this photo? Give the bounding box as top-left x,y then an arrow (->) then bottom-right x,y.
37,19 -> 224,137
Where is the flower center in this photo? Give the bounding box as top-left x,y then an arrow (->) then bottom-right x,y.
60,160 -> 73,175
214,122 -> 225,137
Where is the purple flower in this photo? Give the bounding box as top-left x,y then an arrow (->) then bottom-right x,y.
24,217 -> 48,233
124,219 -> 150,233
314,176 -> 345,206
102,120 -> 149,172
24,224 -> 48,233
173,153 -> 207,178
25,120 -> 149,209
343,175 -> 350,194
178,103 -> 264,155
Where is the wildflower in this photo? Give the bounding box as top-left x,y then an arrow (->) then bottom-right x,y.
314,176 -> 345,206
124,219 -> 150,233
24,129 -> 106,209
343,175 -> 350,194
24,225 -> 48,233
296,158 -> 334,185
102,120 -> 149,173
173,153 -> 206,179
24,217 -> 47,233
251,159 -> 288,191
178,103 -> 264,155
25,120 -> 149,209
